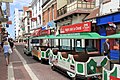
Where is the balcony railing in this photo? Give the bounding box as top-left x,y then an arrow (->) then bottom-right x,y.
57,5 -> 67,17
57,0 -> 95,17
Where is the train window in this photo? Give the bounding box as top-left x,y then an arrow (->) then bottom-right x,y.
31,39 -> 39,43
76,39 -> 81,47
85,39 -> 94,48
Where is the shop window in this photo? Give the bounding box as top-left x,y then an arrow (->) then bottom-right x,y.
39,15 -> 41,24
48,8 -> 50,21
76,39 -> 82,47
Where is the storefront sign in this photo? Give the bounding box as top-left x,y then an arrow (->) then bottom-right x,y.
40,29 -> 50,36
34,29 -> 41,36
31,28 -> 41,36
60,22 -> 91,34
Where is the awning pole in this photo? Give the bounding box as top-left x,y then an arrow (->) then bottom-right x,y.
119,39 -> 120,64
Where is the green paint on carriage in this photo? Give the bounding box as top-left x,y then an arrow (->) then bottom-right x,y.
111,67 -> 117,77
46,49 -> 50,53
46,50 -> 50,58
87,59 -> 97,74
63,59 -> 66,61
42,51 -> 45,57
104,71 -> 107,80
77,64 -> 83,73
67,57 -> 70,62
72,60 -> 75,64
60,56 -> 62,60
101,57 -> 107,67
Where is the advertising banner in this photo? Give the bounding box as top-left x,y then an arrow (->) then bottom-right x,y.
40,30 -> 51,36
60,22 -> 91,34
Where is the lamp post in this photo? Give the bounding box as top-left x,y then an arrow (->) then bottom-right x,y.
26,10 -> 31,52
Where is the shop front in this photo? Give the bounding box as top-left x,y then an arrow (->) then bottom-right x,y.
97,12 -> 120,60
59,21 -> 99,52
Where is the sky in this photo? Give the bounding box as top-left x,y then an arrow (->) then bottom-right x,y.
2,0 -> 32,39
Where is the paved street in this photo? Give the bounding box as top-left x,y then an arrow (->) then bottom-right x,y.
0,43 -> 69,80
15,43 -> 69,80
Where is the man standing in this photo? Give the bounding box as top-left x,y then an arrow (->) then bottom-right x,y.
103,39 -> 110,58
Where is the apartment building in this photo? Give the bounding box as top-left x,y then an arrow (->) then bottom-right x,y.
42,0 -> 57,28
14,8 -> 23,41
31,0 -> 42,30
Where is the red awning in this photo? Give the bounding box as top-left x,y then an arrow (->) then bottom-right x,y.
31,28 -> 41,36
7,21 -> 12,24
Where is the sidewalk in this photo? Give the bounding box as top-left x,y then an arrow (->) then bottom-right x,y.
9,48 -> 32,80
0,48 -> 32,80
0,51 -> 7,80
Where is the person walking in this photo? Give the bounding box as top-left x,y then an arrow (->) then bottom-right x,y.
102,39 -> 110,58
8,38 -> 14,51
3,41 -> 12,66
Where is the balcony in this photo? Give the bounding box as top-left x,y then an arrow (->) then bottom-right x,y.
57,0 -> 95,17
67,0 -> 95,12
57,5 -> 67,17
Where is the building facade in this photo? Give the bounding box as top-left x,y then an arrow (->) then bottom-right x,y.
14,8 -> 23,41
31,0 -> 42,30
96,0 -> 120,56
42,0 -> 57,26
100,0 -> 120,15
55,0 -> 96,48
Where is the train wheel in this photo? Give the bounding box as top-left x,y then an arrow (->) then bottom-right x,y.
41,59 -> 44,64
71,77 -> 76,80
24,52 -> 26,54
51,66 -> 55,71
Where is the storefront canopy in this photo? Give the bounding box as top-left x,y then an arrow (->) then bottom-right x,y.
57,32 -> 102,39
23,37 -> 34,40
105,33 -> 120,39
32,32 -> 103,39
32,36 -> 47,39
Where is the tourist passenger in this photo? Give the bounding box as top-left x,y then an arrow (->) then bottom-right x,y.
3,40 -> 12,66
102,39 -> 110,58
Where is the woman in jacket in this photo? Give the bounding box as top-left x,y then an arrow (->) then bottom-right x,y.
3,41 -> 11,66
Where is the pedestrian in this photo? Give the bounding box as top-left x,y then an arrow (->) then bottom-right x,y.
8,38 -> 14,51
3,41 -> 12,66
102,39 -> 110,58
